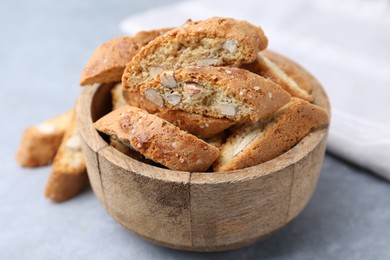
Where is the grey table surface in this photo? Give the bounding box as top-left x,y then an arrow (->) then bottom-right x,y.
1,0 -> 389,259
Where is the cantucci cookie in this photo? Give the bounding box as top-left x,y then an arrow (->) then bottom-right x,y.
123,89 -> 235,138
244,52 -> 313,101
80,28 -> 173,86
110,83 -> 157,163
16,109 -> 73,167
122,17 -> 268,93
93,106 -> 220,172
45,110 -> 88,202
141,66 -> 291,122
213,98 -> 329,172
110,82 -> 132,155
263,50 -> 316,93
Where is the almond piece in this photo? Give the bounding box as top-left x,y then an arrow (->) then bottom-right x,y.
160,71 -> 177,88
232,130 -> 259,157
219,103 -> 236,116
65,134 -> 82,151
222,39 -> 239,53
144,88 -> 163,107
166,93 -> 182,106
36,123 -> 57,134
197,58 -> 220,66
149,66 -> 165,79
183,83 -> 204,96
120,117 -> 132,131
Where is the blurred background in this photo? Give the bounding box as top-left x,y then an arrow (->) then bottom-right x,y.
1,0 -> 389,259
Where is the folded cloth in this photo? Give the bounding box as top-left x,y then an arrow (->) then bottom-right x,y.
120,0 -> 390,180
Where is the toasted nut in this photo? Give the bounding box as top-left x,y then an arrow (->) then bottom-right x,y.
160,71 -> 177,88
222,39 -> 238,53
196,57 -> 220,66
36,123 -> 56,134
144,88 -> 163,107
233,131 -> 259,157
219,103 -> 236,116
183,83 -> 203,96
149,66 -> 165,79
166,93 -> 182,106
65,134 -> 82,151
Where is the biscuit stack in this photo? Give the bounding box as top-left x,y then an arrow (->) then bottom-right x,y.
80,17 -> 329,172
87,17 -> 329,172
17,17 -> 329,202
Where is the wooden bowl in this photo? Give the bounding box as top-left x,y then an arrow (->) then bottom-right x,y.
76,76 -> 330,252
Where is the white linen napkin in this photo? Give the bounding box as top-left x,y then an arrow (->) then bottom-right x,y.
119,0 -> 390,180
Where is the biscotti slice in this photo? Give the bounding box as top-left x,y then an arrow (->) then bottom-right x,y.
80,28 -> 173,86
123,89 -> 235,138
110,84 -> 157,162
111,83 -> 127,110
93,106 -> 220,172
141,66 -> 291,122
123,17 -> 268,93
213,98 -> 329,172
16,109 -> 73,167
45,111 -> 88,202
263,50 -> 315,93
244,52 -> 313,101
110,82 -> 133,154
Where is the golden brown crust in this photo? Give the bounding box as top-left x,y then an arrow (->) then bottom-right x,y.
123,17 -> 268,93
80,28 -> 173,86
94,106 -> 220,171
110,84 -> 156,161
262,50 -> 316,93
213,98 -> 329,172
44,170 -> 88,202
16,110 -> 73,167
243,52 -> 313,101
123,89 -> 235,138
141,66 -> 291,122
44,111 -> 88,202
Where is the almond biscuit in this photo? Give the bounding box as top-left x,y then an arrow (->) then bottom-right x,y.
123,89 -> 235,138
213,98 -> 329,172
16,109 -> 73,167
45,110 -> 88,202
244,52 -> 313,101
141,66 -> 291,122
122,17 -> 268,93
94,106 -> 220,172
80,28 -> 173,86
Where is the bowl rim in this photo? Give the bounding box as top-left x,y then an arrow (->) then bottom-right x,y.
77,82 -> 329,185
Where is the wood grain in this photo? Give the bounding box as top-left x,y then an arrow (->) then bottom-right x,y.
76,52 -> 330,251
76,84 -> 111,207
98,145 -> 192,249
